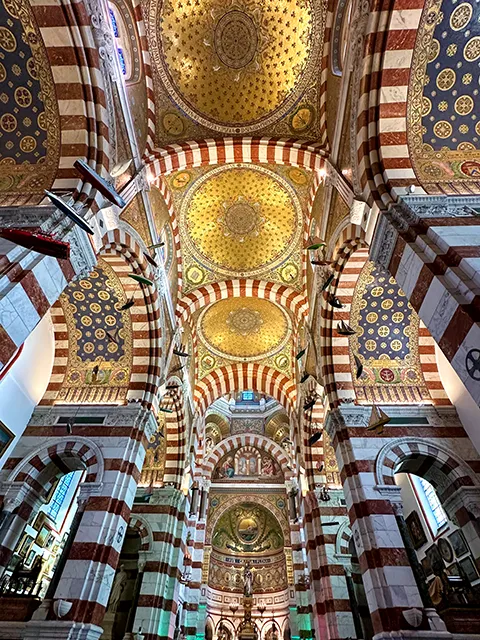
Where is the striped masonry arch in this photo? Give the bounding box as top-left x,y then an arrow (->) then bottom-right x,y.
99,229 -> 163,409
194,364 -> 297,419
8,437 -> 103,498
320,223 -> 367,408
144,138 -> 326,181
162,383 -> 187,488
176,280 -> 309,326
32,0 -> 112,199
129,515 -> 153,551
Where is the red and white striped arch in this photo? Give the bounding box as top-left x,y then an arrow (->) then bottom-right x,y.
145,138 -> 326,180
203,433 -> 293,480
320,224 -> 368,409
129,515 -> 153,552
194,364 -> 297,418
319,225 -> 448,408
352,0 -> 462,207
7,437 -> 103,499
176,280 -> 309,326
41,230 -> 163,409
34,0 -> 112,200
99,229 -> 163,409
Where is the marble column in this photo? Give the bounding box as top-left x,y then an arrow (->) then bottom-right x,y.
325,406 -> 451,640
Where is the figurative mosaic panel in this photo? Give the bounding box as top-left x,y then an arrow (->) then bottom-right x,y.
213,445 -> 283,482
211,502 -> 284,554
408,0 -> 480,191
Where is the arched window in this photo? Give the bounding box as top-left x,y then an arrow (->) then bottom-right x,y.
47,472 -> 75,522
410,474 -> 448,534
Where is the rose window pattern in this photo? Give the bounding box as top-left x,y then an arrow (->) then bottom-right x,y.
0,0 -> 48,164
422,0 -> 480,153
350,262 -> 428,403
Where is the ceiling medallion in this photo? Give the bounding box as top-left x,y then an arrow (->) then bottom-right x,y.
197,297 -> 291,362
214,10 -> 259,71
226,307 -> 263,336
154,0 -> 321,133
218,195 -> 264,242
180,164 -> 302,278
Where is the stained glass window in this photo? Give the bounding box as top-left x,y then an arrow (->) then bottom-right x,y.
419,477 -> 448,530
47,472 -> 75,522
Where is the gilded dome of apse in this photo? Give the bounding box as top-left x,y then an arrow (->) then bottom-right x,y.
180,165 -> 302,277
154,0 -> 319,132
198,298 -> 291,361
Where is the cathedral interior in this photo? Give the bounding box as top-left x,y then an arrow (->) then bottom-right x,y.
0,0 -> 480,637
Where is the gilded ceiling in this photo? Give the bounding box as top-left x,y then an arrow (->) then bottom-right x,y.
213,445 -> 283,482
198,298 -> 291,361
408,0 -> 480,190
211,502 -> 284,554
173,163 -> 306,291
145,0 -> 326,140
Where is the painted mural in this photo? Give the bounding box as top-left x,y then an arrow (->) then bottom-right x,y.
213,445 -> 283,482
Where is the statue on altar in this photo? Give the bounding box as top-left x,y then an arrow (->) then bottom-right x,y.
243,563 -> 253,597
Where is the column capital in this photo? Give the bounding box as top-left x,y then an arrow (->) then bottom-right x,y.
0,481 -> 44,509
443,485 -> 480,521
324,405 -> 370,439
150,485 -> 186,509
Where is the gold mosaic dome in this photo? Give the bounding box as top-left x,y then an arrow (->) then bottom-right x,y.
155,0 -> 319,131
198,298 -> 291,361
180,165 -> 302,277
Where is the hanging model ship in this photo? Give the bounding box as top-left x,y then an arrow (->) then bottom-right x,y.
44,190 -> 95,235
74,159 -> 126,208
0,228 -> 70,260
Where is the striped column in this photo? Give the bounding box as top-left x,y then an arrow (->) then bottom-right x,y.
324,406 -> 451,639
370,200 -> 480,409
0,206 -> 96,369
131,487 -> 188,640
1,405 -> 156,640
303,491 -> 355,640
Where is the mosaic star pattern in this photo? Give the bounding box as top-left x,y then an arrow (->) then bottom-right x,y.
180,165 -> 302,280
350,262 -> 429,403
0,0 -> 59,196
408,0 -> 480,187
198,298 -> 291,362
154,0 -> 316,129
58,261 -> 133,402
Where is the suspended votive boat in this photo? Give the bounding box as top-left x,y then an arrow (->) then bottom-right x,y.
367,405 -> 391,434
0,228 -> 70,260
74,159 -> 126,208
128,273 -> 154,287
337,320 -> 356,336
44,190 -> 94,235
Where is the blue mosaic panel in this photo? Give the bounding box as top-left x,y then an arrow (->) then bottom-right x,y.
422,0 -> 480,153
350,262 -> 428,403
0,0 -> 48,164
357,264 -> 413,361
64,265 -> 128,365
